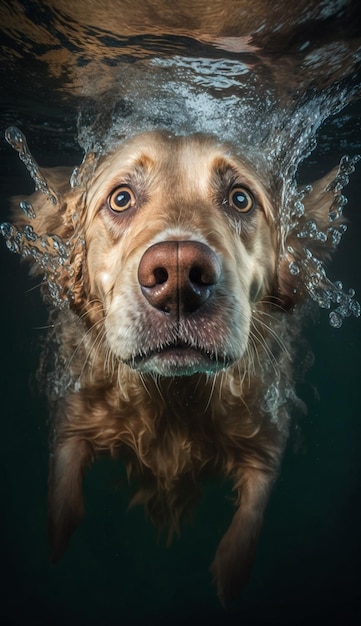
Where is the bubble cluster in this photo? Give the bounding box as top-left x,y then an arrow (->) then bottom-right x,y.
260,361 -> 298,431
20,200 -> 36,219
0,219 -> 73,308
261,382 -> 281,416
5,127 -> 59,204
0,127 -> 89,309
302,253 -> 360,326
286,154 -> 360,327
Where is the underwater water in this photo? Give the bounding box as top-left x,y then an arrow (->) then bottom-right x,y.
0,1 -> 361,625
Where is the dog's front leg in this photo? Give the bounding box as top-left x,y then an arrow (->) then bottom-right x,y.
47,437 -> 93,562
211,465 -> 276,606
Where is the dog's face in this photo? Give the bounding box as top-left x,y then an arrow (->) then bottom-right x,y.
81,131 -> 277,376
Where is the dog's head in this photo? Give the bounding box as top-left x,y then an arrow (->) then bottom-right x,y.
10,131 -> 343,377
82,132 -> 280,376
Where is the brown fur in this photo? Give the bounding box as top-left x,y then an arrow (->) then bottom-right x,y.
13,131 -> 341,605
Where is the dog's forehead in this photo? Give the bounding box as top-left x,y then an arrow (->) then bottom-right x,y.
86,131 -> 272,213
95,131 -> 256,175
102,132 -> 227,170
86,133 -> 209,202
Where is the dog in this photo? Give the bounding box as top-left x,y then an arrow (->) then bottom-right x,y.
5,127 -> 349,605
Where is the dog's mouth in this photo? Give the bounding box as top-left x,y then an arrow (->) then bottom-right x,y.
127,341 -> 233,376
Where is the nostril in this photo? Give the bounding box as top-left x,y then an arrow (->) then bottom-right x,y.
189,264 -> 203,285
154,267 -> 168,284
188,263 -> 216,287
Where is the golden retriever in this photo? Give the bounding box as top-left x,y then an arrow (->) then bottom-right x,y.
9,129 -> 343,605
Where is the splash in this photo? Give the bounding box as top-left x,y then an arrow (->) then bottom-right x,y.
0,217 -> 74,309
5,127 -> 59,205
284,154 -> 361,327
75,56 -> 275,156
1,127 -> 85,308
1,127 -> 100,308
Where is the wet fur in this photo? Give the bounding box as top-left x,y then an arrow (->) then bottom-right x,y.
13,131 -> 340,605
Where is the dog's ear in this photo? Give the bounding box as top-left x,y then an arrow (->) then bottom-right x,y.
11,166 -> 77,236
277,166 -> 342,308
301,166 -> 340,229
9,165 -> 89,309
10,151 -> 97,238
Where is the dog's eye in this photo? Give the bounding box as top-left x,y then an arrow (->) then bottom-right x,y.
228,186 -> 255,213
108,186 -> 135,212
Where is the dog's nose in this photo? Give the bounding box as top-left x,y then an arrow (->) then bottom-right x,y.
138,241 -> 221,315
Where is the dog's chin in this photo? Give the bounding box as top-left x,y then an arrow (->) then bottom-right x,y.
125,343 -> 235,377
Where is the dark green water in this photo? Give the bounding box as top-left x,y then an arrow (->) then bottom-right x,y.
0,2 -> 361,624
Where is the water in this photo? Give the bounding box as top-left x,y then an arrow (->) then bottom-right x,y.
0,1 -> 361,625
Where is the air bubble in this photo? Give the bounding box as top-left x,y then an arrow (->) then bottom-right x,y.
6,239 -> 20,253
338,195 -> 348,207
306,220 -> 317,236
301,184 -> 313,195
289,261 -> 300,275
5,126 -> 25,151
70,167 -> 80,189
0,222 -> 14,238
309,274 -> 320,287
329,311 -> 343,328
316,292 -> 332,309
50,235 -> 69,258
328,228 -> 342,246
19,200 -> 36,219
24,225 -> 37,242
30,247 -> 41,262
293,201 -> 305,217
335,303 -> 350,318
349,299 -> 361,317
316,231 -> 327,242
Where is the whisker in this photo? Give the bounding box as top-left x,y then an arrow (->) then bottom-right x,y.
66,317 -> 105,373
251,325 -> 280,378
258,295 -> 288,314
247,328 -> 264,373
32,323 -> 56,331
253,311 -> 290,359
152,373 -> 166,405
204,372 -> 217,413
86,326 -> 108,383
25,281 -> 44,294
137,371 -> 154,399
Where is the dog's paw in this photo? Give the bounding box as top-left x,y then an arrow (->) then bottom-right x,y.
211,532 -> 255,607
